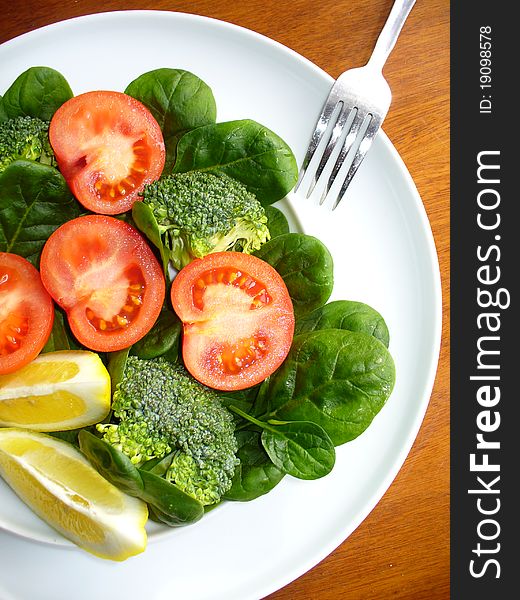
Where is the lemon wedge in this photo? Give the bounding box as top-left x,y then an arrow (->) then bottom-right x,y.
0,428 -> 148,560
0,350 -> 111,431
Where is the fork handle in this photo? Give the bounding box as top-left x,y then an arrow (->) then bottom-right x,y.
366,0 -> 416,72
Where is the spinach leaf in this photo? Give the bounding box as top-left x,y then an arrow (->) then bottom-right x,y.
261,420 -> 335,480
78,430 -> 145,496
216,384 -> 262,416
140,451 -> 175,476
265,329 -> 396,445
224,430 -> 284,501
0,96 -> 7,122
251,377 -> 272,419
130,307 -> 182,360
107,348 -> 130,396
0,160 -> 81,266
1,66 -> 73,120
49,428 -> 82,446
172,119 -> 298,205
148,502 -> 201,528
254,233 -> 334,317
230,406 -> 335,480
42,309 -> 78,353
295,300 -> 390,347
264,205 -> 290,239
138,468 -> 204,527
125,68 -> 217,171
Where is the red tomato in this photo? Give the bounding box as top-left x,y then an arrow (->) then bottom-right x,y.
171,252 -> 294,391
49,91 -> 165,215
40,216 -> 165,352
0,253 -> 54,374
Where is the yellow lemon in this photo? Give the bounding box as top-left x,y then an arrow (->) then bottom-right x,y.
0,350 -> 111,431
0,428 -> 148,561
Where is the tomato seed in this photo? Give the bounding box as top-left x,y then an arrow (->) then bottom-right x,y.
116,316 -> 129,327
217,335 -> 269,375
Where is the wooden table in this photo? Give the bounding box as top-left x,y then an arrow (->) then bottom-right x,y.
0,0 -> 450,598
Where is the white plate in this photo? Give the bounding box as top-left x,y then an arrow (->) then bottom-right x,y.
0,10 -> 441,600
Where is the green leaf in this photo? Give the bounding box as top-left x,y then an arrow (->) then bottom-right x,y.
295,300 -> 390,347
42,309 -> 80,353
264,205 -> 290,239
138,468 -> 204,527
229,405 -> 335,480
125,68 -> 216,172
0,160 -> 81,266
49,428 -> 82,446
216,384 -> 262,416
140,451 -> 175,476
107,348 -> 130,396
130,307 -> 182,360
1,66 -> 73,120
172,119 -> 298,205
265,329 -> 396,445
261,420 -> 335,480
224,430 -> 284,501
0,95 -> 7,122
254,233 -> 334,317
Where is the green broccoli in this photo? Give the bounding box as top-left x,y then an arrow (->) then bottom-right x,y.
0,115 -> 56,173
139,171 -> 270,270
97,356 -> 239,506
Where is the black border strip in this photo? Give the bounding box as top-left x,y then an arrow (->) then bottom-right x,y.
450,3 -> 513,597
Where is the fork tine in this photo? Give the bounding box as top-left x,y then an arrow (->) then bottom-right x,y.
318,108 -> 365,206
305,101 -> 352,199
294,98 -> 338,193
330,114 -> 382,210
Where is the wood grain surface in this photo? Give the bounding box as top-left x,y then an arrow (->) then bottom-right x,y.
0,0 -> 450,598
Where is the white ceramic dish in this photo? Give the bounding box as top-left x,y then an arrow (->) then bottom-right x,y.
0,10 -> 441,600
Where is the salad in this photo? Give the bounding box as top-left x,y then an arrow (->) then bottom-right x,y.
0,66 -> 395,561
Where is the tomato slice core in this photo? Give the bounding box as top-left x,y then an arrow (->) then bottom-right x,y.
85,265 -> 144,333
171,252 -> 294,391
0,253 -> 54,375
191,267 -> 272,311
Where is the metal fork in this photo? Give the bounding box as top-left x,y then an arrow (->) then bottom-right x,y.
295,0 -> 416,210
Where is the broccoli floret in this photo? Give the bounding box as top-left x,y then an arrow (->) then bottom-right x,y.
166,451 -> 230,506
0,115 -> 56,173
140,171 -> 270,270
98,356 -> 239,505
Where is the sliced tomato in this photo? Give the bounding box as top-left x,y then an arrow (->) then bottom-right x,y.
49,91 -> 165,215
40,216 -> 165,352
171,252 -> 294,391
0,253 -> 54,375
